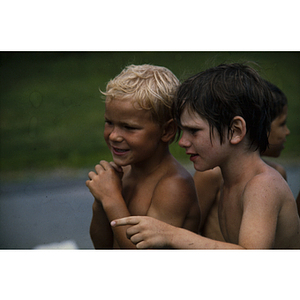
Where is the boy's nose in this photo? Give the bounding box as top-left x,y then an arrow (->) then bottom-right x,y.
109,128 -> 123,142
285,126 -> 291,136
178,132 -> 190,148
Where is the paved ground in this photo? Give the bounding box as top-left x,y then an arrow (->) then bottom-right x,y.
0,164 -> 299,249
0,170 -> 95,249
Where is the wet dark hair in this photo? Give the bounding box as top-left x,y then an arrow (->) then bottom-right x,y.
264,80 -> 288,121
174,63 -> 272,153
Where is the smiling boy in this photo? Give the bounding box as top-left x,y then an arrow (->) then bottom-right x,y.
111,63 -> 300,249
86,64 -> 200,249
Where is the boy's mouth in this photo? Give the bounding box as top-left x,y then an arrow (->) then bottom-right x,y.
112,147 -> 130,156
188,153 -> 199,162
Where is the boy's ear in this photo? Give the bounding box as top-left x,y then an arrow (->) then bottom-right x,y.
161,119 -> 177,143
229,116 -> 246,145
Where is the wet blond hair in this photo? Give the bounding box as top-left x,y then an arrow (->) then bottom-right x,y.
102,64 -> 180,127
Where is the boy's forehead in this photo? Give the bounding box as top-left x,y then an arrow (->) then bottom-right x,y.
105,97 -> 136,110
106,97 -> 144,110
106,96 -> 132,104
105,97 -> 153,120
180,108 -> 207,126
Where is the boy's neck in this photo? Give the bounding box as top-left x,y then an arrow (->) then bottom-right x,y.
130,147 -> 172,178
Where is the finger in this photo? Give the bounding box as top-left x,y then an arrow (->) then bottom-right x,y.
136,241 -> 148,249
130,233 -> 144,245
99,160 -> 111,171
88,171 -> 96,180
111,216 -> 140,227
95,164 -> 103,173
109,161 -> 123,173
126,224 -> 141,239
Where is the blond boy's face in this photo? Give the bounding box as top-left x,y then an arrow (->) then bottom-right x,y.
178,108 -> 229,172
104,98 -> 163,167
263,105 -> 290,157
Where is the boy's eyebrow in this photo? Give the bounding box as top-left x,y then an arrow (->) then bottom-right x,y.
179,125 -> 203,133
180,123 -> 203,130
104,116 -> 142,128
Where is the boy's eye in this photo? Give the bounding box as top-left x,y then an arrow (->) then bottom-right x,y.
280,120 -> 287,127
105,120 -> 113,125
189,128 -> 199,135
124,125 -> 138,130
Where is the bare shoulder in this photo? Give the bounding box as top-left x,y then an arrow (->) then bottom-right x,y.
263,159 -> 287,180
153,159 -> 198,206
243,166 -> 293,208
162,160 -> 196,193
147,158 -> 200,232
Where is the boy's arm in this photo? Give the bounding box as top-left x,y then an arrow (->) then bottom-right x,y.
86,161 -> 137,249
90,199 -> 113,249
238,174 -> 290,249
111,216 -> 242,249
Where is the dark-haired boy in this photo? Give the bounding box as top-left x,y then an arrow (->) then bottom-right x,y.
193,80 -> 291,242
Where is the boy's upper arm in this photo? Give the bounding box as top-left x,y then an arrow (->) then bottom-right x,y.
146,175 -> 198,228
238,175 -> 283,249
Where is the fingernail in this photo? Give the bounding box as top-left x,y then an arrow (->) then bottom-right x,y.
111,221 -> 116,226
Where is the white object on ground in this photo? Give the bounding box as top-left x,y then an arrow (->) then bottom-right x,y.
34,240 -> 78,249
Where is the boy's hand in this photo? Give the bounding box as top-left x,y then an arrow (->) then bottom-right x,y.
109,161 -> 124,180
86,160 -> 123,204
111,216 -> 175,249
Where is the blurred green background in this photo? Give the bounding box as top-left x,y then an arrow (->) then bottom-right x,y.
1,52 -> 299,179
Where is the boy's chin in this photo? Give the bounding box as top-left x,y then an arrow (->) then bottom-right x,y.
112,158 -> 130,167
193,165 -> 206,172
193,163 -> 216,172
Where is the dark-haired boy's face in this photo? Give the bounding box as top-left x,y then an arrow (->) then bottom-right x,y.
178,108 -> 228,171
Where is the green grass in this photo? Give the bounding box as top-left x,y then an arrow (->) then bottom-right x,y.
1,52 -> 299,175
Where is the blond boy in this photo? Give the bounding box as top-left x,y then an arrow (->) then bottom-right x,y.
86,64 -> 200,249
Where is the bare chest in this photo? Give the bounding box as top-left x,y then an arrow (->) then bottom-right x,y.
122,178 -> 158,216
218,188 -> 243,244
